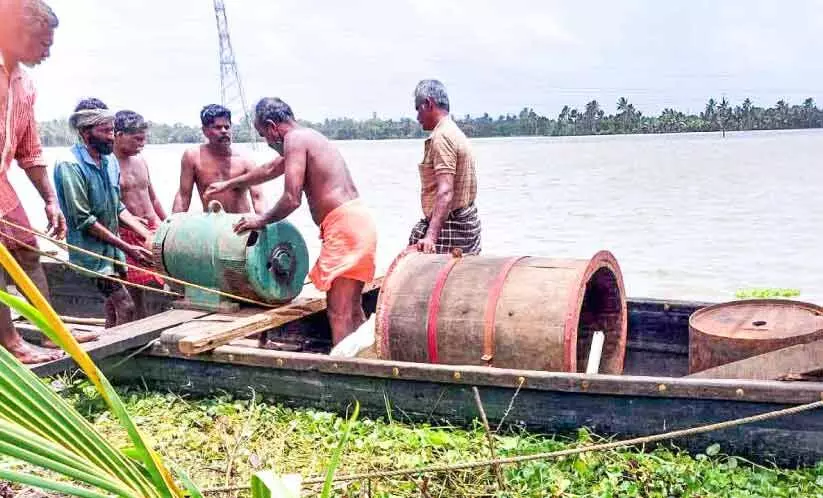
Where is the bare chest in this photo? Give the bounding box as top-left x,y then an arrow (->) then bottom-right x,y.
119,158 -> 150,190
194,155 -> 246,185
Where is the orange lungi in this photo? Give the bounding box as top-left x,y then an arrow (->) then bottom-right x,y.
119,220 -> 164,287
308,198 -> 377,292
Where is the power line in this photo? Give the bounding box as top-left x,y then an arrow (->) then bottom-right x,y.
213,0 -> 256,144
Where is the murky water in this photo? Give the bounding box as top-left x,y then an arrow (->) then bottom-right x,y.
11,128 -> 823,303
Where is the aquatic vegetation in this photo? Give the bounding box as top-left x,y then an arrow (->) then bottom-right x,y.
0,243 -> 188,498
30,385 -> 823,497
735,288 -> 801,299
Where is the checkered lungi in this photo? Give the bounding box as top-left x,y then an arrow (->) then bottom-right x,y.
408,203 -> 481,255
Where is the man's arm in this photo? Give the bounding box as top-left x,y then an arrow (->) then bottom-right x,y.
420,174 -> 454,252
142,160 -> 167,221
24,167 -> 67,239
249,184 -> 267,215
171,151 -> 196,213
148,181 -> 167,221
246,158 -> 268,214
86,221 -> 151,264
418,136 -> 457,253
233,144 -> 305,233
204,157 -> 285,201
16,92 -> 66,239
54,163 -> 151,264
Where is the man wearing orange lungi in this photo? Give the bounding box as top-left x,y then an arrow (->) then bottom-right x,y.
205,97 -> 377,345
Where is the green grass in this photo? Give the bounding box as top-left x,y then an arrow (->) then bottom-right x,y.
735,288 -> 801,299
6,380 -> 823,497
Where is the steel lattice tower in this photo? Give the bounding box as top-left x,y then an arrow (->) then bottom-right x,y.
213,0 -> 255,143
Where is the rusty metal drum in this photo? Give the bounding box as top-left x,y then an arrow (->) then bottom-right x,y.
153,201 -> 309,304
374,250 -> 628,373
688,299 -> 823,373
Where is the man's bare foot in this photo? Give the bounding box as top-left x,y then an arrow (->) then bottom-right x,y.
41,330 -> 100,349
5,340 -> 63,364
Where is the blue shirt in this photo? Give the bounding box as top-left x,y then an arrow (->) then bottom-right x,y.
54,144 -> 126,276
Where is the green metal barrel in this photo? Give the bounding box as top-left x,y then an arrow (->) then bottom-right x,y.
153,201 -> 309,304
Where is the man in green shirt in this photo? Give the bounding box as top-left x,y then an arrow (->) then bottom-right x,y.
54,98 -> 153,327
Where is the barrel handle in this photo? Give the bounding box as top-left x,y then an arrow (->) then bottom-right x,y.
207,200 -> 224,214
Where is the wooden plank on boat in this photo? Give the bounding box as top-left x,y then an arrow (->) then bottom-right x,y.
175,278 -> 383,355
167,343 -> 823,405
30,309 -> 209,377
687,339 -> 823,380
15,321 -> 103,344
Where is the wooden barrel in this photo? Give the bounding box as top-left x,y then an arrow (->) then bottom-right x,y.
375,250 -> 628,373
689,299 -> 823,374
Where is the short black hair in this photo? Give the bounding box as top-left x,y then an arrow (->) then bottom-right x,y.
254,97 -> 295,125
200,104 -> 231,127
74,98 -> 108,112
114,110 -> 148,134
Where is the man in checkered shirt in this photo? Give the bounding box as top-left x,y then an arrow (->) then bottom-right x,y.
409,79 -> 481,255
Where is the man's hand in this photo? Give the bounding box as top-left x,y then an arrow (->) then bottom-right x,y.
204,181 -> 230,200
136,217 -> 150,229
44,202 -> 66,240
125,245 -> 153,266
416,235 -> 437,254
233,214 -> 267,234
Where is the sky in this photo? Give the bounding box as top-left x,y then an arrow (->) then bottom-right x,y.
28,0 -> 823,124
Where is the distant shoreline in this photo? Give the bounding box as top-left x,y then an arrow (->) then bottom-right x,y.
37,96 -> 823,146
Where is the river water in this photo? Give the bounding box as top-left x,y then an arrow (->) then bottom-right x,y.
10,129 -> 823,303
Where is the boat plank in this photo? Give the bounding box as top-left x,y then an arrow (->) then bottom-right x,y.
175,278 -> 383,355
30,309 -> 209,377
146,344 -> 823,405
687,340 -> 823,380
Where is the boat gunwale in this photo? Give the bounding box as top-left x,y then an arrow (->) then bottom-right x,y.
145,341 -> 823,405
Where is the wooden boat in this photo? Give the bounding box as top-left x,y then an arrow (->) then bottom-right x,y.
26,261 -> 823,466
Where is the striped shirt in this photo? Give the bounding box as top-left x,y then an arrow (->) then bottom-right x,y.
0,52 -> 46,217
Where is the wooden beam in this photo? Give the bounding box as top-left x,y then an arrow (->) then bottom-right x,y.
15,322 -> 103,344
687,339 -> 823,380
175,277 -> 382,356
31,309 -> 209,377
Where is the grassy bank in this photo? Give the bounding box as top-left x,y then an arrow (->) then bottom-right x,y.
4,379 -> 821,497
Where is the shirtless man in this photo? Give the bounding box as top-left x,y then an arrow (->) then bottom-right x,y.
205,97 -> 377,345
114,110 -> 165,318
172,104 -> 265,214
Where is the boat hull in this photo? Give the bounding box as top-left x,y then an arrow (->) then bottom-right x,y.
40,261 -> 823,466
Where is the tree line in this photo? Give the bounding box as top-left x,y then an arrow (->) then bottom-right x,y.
37,97 -> 823,146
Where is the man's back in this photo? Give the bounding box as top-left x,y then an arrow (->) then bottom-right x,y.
420,117 -> 477,217
295,128 -> 359,225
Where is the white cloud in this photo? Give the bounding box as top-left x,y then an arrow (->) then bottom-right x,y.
28,0 -> 823,124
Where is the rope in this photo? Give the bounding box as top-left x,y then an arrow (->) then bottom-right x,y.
201,399 -> 823,493
0,231 -> 182,298
0,217 -> 277,308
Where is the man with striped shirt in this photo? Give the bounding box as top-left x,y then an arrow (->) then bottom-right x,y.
0,0 -> 95,363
